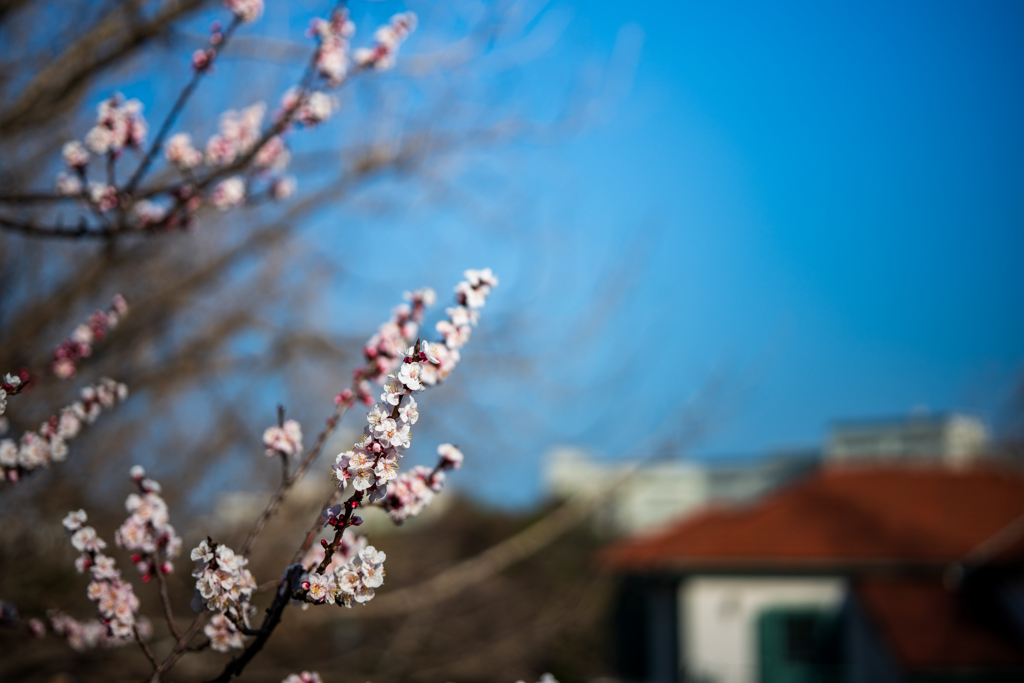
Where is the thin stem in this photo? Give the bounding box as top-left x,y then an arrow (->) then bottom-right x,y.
124,17 -> 243,195
0,214 -> 107,239
153,564 -> 183,644
134,625 -> 160,671
106,152 -> 116,187
0,191 -> 77,204
315,490 -> 363,574
238,395 -> 354,557
291,488 -> 343,565
149,611 -> 210,682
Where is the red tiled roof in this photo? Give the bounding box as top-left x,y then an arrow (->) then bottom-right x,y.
602,465 -> 1024,571
855,577 -> 1024,670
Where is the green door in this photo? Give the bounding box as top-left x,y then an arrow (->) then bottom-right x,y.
758,607 -> 842,683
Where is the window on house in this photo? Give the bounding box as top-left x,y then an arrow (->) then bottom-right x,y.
784,614 -> 817,663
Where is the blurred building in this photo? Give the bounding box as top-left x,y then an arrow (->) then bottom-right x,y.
826,412 -> 990,465
602,465 -> 1024,683
548,412 -> 992,538
545,447 -> 816,536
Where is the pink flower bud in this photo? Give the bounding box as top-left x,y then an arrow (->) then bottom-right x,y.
27,618 -> 45,638
192,49 -> 212,71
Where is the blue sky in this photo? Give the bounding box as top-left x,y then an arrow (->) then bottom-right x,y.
312,0 -> 1024,504
561,0 -> 1024,451
379,0 -> 1023,502
93,0 -> 1024,505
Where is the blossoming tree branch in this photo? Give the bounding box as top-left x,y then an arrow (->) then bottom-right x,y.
0,1 -> 553,681
0,0 -> 415,239
5,267 -> 499,682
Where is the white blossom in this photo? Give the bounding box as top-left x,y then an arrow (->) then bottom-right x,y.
62,141 -> 89,168
263,419 -> 303,458
225,0 -> 263,23
282,673 -> 323,683
398,396 -> 418,424
205,613 -> 245,652
398,361 -> 424,391
380,374 -> 406,405
438,443 -> 463,469
211,176 -> 246,210
164,132 -> 202,169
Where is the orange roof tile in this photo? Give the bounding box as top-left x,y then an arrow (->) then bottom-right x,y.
602,465 -> 1024,572
855,576 -> 1024,670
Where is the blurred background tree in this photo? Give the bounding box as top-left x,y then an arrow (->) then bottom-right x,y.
0,1 -> 644,681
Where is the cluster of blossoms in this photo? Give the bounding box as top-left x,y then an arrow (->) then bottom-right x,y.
226,0 -> 263,23
311,8 -> 355,85
354,287 -> 436,404
47,3 -> 426,232
332,386 -> 417,497
263,418 -> 304,459
38,611 -> 150,652
62,511 -> 141,642
56,95 -> 147,201
115,466 -> 183,578
279,87 -> 338,128
298,544 -> 385,608
204,102 -> 266,167
84,95 -> 148,157
191,539 -> 257,651
282,673 -> 323,683
205,613 -> 245,653
0,370 -> 25,416
51,294 -> 129,379
380,444 -> 464,524
354,12 -> 418,71
435,267 -> 498,359
2,601 -> 146,652
164,132 -> 203,170
129,198 -> 167,226
164,100 -> 294,211
0,377 -> 128,484
332,271 -> 495,499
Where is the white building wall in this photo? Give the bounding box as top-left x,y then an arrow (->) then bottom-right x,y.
614,462 -> 708,534
545,448 -> 806,536
826,413 -> 989,465
679,576 -> 846,683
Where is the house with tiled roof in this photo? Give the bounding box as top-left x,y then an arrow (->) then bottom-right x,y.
602,464 -> 1024,683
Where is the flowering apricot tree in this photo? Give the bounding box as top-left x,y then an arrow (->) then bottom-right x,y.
0,1 -> 541,681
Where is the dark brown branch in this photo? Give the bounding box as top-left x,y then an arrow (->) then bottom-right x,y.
237,395 -> 355,557
0,0 -> 212,136
123,16 -> 243,195
0,213 -> 110,239
134,624 -> 160,671
202,565 -> 305,683
153,564 -> 183,644
148,611 -> 211,683
0,191 -> 77,204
